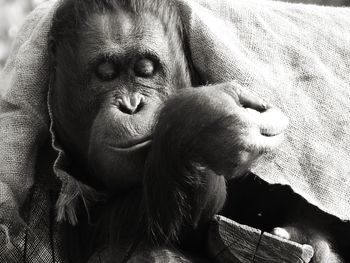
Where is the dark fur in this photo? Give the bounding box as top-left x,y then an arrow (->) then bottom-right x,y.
49,0 -> 348,262
144,88 -> 258,244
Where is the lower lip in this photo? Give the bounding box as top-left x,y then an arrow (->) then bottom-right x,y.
107,139 -> 152,152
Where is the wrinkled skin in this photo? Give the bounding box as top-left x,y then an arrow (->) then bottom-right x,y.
51,5 -> 190,190
50,3 -> 284,191
49,1 -> 345,262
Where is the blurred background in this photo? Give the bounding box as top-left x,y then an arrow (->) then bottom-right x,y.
282,0 -> 350,4
0,0 -> 47,69
0,0 -> 350,71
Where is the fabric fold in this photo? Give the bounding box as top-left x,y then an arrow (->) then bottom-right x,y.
1,1 -> 350,255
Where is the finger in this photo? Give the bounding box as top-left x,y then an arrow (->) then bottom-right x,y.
272,227 -> 291,240
258,108 -> 289,136
237,88 -> 273,112
238,108 -> 288,152
243,129 -> 285,153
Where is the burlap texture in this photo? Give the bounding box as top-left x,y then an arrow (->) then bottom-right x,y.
0,1 -> 69,260
177,0 -> 350,221
1,0 -> 350,260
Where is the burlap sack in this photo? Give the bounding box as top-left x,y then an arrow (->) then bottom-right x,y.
1,0 -> 349,261
177,0 -> 350,221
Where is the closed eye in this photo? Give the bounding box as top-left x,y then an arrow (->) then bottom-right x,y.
134,58 -> 156,78
95,61 -> 119,81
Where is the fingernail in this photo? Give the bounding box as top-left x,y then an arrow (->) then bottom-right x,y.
261,102 -> 268,110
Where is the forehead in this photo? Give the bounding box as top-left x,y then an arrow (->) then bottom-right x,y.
79,8 -> 172,62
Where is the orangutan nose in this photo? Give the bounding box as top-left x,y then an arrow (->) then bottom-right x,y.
117,93 -> 144,114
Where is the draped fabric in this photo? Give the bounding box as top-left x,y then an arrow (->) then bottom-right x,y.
1,0 -> 349,261
178,0 -> 350,221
